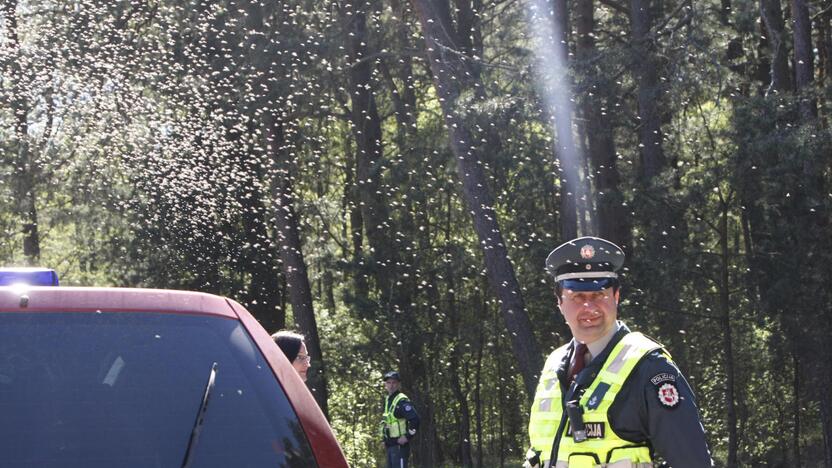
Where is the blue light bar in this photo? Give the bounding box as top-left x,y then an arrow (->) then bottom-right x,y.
0,267 -> 60,286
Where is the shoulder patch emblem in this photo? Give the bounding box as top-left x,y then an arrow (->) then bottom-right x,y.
404,404 -> 412,411
650,372 -> 676,386
657,382 -> 680,408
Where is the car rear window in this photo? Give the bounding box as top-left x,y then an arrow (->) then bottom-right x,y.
0,312 -> 317,468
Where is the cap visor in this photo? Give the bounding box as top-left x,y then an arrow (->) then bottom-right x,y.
560,277 -> 616,291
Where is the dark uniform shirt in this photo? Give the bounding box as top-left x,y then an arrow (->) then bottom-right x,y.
553,323 -> 712,468
383,390 -> 420,447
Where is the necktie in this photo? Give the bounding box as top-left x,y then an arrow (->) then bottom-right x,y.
568,343 -> 588,382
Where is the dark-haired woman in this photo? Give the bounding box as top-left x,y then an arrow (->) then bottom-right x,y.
271,330 -> 311,382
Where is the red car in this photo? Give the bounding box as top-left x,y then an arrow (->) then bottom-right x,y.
0,285 -> 348,468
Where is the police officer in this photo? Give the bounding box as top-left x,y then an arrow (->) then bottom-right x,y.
526,237 -> 713,468
381,371 -> 419,468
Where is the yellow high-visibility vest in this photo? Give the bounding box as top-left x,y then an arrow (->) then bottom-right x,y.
528,332 -> 665,468
383,392 -> 409,438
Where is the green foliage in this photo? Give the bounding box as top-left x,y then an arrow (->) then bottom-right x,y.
3,0 -> 832,465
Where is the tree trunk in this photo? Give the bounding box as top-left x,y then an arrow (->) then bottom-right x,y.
4,0 -> 40,262
718,203 -> 739,467
409,0 -> 543,397
237,121 -> 285,331
322,269 -> 337,312
474,314 -> 485,468
347,6 -> 392,271
346,2 -> 442,463
629,0 -> 666,180
628,0 -> 689,369
552,0 -> 581,241
345,0 -> 409,308
449,356 -> 474,467
818,12 -> 831,119
790,0 -> 822,200
792,0 -> 816,120
530,0 -> 581,239
343,139 -> 370,300
269,119 -> 330,417
577,155 -> 591,235
240,191 -> 285,332
760,0 -> 792,94
496,307 -> 507,468
576,0 -> 629,246
384,0 -> 418,135
445,211 -> 474,468
720,0 -> 732,25
792,345 -> 802,465
822,390 -> 832,467
19,154 -> 40,263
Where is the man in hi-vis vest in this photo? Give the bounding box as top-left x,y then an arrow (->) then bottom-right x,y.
381,371 -> 419,468
525,237 -> 713,468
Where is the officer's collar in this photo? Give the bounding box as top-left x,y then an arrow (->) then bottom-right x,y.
585,321 -> 622,360
558,323 -> 631,378
573,321 -> 629,365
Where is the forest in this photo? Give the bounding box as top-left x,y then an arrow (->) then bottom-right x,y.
1,0 -> 831,465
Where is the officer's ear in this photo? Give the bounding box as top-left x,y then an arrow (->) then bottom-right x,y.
555,294 -> 565,312
556,290 -> 565,315
554,284 -> 564,306
614,288 -> 620,305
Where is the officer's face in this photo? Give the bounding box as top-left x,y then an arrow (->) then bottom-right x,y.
384,379 -> 400,394
558,287 -> 619,344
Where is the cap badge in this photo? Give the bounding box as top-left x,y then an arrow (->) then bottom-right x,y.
580,245 -> 595,259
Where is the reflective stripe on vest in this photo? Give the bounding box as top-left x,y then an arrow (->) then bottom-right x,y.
553,461 -> 654,468
528,332 -> 665,467
384,393 -> 409,438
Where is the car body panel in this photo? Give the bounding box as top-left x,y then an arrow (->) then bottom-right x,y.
0,286 -> 348,467
228,298 -> 349,468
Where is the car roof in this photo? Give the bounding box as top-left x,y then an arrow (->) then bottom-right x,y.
0,286 -> 237,317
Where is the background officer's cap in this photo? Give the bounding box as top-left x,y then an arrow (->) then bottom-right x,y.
383,371 -> 401,381
545,236 -> 625,291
